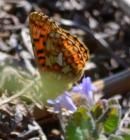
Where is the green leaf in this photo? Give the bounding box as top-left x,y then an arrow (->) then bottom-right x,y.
66,107 -> 98,140
97,134 -> 107,140
66,121 -> 84,140
121,132 -> 130,140
108,98 -> 119,106
0,66 -> 25,94
103,106 -> 121,134
92,100 -> 108,119
108,134 -> 124,140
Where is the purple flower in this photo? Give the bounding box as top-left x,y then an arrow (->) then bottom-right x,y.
47,92 -> 77,113
48,77 -> 95,112
71,77 -> 96,105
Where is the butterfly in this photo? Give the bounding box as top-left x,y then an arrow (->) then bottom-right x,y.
29,11 -> 89,99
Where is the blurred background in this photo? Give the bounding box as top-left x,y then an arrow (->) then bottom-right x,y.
0,0 -> 130,139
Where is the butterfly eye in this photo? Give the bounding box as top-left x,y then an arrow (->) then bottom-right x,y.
40,34 -> 45,38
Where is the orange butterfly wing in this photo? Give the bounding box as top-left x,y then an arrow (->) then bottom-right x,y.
29,11 -> 89,77
29,11 -> 90,98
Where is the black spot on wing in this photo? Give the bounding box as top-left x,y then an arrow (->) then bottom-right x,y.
40,34 -> 45,38
37,56 -> 45,60
43,42 -> 46,46
37,49 -> 44,54
33,38 -> 39,42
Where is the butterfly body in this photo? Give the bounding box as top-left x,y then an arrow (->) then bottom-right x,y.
29,12 -> 89,98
